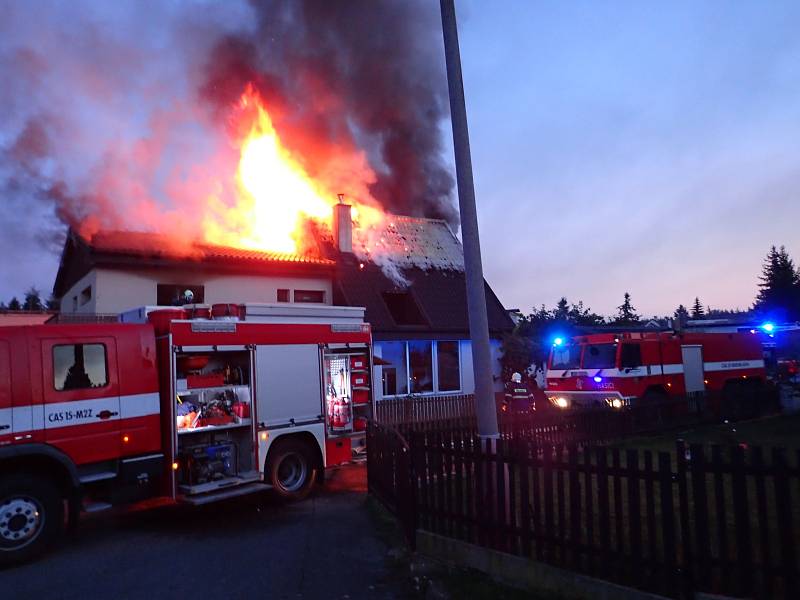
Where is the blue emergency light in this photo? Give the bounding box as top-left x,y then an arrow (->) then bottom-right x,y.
761,322 -> 775,333
593,376 -> 603,383
553,337 -> 564,347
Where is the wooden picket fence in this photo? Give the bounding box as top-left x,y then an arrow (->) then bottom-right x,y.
367,422 -> 800,599
374,394 -> 477,428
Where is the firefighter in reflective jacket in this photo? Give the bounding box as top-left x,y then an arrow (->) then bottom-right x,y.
503,372 -> 534,412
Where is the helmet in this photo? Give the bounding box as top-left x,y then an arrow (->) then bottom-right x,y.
511,372 -> 522,383
183,289 -> 195,303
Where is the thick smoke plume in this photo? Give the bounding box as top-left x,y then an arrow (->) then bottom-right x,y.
0,0 -> 456,270
203,0 -> 456,223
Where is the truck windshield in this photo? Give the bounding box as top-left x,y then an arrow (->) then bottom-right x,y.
582,344 -> 617,369
550,344 -> 581,370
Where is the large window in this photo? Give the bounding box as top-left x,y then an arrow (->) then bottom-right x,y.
582,344 -> 617,369
409,341 -> 433,393
53,344 -> 108,391
377,340 -> 462,396
437,341 -> 461,391
380,342 -> 408,396
382,291 -> 427,326
550,344 -> 581,370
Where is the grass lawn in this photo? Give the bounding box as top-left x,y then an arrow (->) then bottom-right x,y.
609,412 -> 800,454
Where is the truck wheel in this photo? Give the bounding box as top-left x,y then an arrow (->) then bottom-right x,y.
0,474 -> 64,566
266,440 -> 317,501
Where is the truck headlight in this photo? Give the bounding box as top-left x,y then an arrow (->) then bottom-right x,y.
555,397 -> 569,409
611,398 -> 622,409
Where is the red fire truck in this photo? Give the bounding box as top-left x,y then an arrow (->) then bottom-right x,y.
545,331 -> 766,409
0,303 -> 373,564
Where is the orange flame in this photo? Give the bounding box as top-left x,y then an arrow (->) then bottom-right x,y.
203,85 -> 384,255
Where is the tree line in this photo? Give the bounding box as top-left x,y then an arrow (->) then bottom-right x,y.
0,287 -> 58,312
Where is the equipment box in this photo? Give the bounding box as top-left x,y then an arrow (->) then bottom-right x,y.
323,348 -> 373,450
174,348 -> 258,497
350,355 -> 369,372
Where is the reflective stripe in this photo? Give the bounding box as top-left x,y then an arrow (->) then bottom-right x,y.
44,397 -> 121,428
704,359 -> 765,371
120,392 -> 161,419
13,407 -> 33,433
548,360 -> 763,380
2,392 -> 161,434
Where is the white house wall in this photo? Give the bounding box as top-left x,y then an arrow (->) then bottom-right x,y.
61,267 -> 332,314
59,271 -> 98,314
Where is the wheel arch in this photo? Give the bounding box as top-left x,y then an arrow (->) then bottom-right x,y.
0,444 -> 80,496
264,431 -> 323,479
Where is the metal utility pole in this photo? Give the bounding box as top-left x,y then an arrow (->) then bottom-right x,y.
440,0 -> 499,438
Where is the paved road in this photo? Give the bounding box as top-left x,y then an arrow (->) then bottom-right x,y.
1,464 -> 403,600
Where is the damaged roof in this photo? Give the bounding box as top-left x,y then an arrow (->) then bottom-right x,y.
352,216 -> 465,272
53,229 -> 334,297
87,231 -> 334,266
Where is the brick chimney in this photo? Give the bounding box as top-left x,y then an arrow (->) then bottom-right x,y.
332,194 -> 353,254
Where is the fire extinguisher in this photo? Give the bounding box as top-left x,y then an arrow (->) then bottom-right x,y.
332,396 -> 352,432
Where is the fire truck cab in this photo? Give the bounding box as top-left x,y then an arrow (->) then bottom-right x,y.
545,331 -> 766,409
0,303 -> 373,565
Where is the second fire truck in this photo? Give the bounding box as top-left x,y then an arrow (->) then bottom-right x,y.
545,330 -> 766,409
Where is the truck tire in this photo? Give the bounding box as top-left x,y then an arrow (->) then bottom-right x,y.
266,440 -> 317,501
0,474 -> 64,566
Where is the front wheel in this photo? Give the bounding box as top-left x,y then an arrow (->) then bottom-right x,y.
266,440 -> 317,501
0,474 -> 64,567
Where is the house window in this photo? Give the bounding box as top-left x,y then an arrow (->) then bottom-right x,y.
157,284 -> 205,306
437,341 -> 461,391
79,285 -> 92,306
294,290 -> 325,303
277,289 -> 290,303
71,296 -> 78,312
382,291 -> 426,326
377,341 -> 464,397
409,341 -> 434,393
53,344 -> 108,391
380,342 -> 408,396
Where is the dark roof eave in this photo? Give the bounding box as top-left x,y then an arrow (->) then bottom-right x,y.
91,252 -> 335,277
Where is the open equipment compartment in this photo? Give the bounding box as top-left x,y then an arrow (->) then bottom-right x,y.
323,346 -> 372,458
174,347 -> 259,495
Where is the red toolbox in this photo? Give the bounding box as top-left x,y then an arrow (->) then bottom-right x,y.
232,402 -> 250,419
350,355 -> 369,371
325,438 -> 352,466
351,372 -> 369,387
352,388 -> 370,405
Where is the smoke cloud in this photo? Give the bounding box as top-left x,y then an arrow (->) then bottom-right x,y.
202,0 -> 456,223
0,0 -> 456,272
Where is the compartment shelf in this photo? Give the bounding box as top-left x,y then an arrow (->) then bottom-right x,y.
179,470 -> 260,495
178,418 -> 252,435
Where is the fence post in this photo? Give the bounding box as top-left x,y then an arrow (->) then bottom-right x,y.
730,444 -> 753,597
658,451 -> 677,597
689,443 -> 712,592
773,447 -> 797,598
675,440 -> 694,598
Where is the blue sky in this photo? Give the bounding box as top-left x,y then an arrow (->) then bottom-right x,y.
1,1 -> 799,317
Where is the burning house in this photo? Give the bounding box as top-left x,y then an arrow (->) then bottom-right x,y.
8,0 -> 512,400
52,202 -> 513,400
